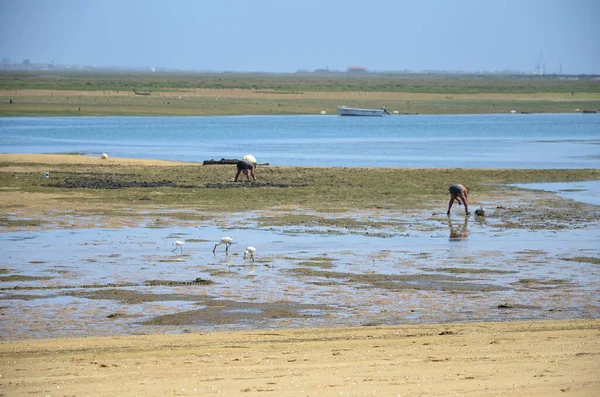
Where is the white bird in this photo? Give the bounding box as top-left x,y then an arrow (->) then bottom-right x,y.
172,240 -> 185,254
244,246 -> 256,262
213,236 -> 234,253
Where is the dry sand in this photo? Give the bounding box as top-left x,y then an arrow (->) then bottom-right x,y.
2,88 -> 596,101
1,320 -> 598,396
0,153 -> 192,167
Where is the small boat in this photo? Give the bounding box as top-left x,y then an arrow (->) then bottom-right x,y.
337,106 -> 390,116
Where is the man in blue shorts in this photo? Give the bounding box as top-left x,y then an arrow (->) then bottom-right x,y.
447,184 -> 470,215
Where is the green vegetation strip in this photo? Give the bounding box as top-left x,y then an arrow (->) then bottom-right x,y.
2,71 -> 600,94
1,71 -> 599,116
2,160 -> 599,214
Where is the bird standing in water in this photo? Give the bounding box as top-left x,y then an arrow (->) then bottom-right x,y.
244,246 -> 256,263
213,236 -> 234,253
172,240 -> 185,254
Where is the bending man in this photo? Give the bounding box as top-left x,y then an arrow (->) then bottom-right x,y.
447,184 -> 469,215
234,158 -> 256,182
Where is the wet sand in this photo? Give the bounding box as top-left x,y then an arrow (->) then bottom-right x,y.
1,154 -> 599,395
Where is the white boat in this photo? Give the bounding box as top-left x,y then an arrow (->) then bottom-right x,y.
337,106 -> 390,116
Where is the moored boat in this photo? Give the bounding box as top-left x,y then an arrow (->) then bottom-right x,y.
337,106 -> 390,116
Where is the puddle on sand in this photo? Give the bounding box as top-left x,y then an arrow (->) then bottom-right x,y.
1,208 -> 599,340
513,180 -> 600,205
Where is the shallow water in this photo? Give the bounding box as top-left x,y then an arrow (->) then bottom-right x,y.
513,180 -> 600,205
1,206 -> 598,340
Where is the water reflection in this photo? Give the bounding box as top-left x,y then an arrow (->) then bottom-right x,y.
213,251 -> 236,267
449,217 -> 469,240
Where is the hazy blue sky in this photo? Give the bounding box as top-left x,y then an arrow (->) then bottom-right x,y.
1,0 -> 599,74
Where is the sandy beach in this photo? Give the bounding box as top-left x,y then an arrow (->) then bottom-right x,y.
1,154 -> 599,396
1,320 -> 598,396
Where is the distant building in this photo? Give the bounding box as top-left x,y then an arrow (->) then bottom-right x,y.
347,66 -> 367,73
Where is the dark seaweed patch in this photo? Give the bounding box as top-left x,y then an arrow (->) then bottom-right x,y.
142,299 -> 331,326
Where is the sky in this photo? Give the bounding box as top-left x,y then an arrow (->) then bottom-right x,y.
1,0 -> 599,74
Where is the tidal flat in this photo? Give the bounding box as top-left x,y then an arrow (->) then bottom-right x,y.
0,154 -> 599,340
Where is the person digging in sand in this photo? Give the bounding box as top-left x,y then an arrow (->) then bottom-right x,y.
234,155 -> 257,182
447,184 -> 470,215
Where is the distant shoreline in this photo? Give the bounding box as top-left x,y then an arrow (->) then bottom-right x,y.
2,73 -> 600,117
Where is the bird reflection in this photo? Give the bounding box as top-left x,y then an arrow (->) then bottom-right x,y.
449,217 -> 469,240
213,251 -> 235,267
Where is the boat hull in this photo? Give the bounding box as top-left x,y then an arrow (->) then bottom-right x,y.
337,106 -> 385,116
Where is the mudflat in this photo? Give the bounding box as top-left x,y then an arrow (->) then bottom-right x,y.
1,154 -> 599,396
2,153 -> 600,222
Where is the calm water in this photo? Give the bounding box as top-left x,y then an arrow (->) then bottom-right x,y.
1,113 -> 599,168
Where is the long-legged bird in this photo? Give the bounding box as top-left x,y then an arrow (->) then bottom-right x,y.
244,246 -> 256,263
213,236 -> 234,253
172,240 -> 185,254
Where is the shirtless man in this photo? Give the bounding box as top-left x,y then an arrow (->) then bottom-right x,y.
447,184 -> 470,215
234,159 -> 256,182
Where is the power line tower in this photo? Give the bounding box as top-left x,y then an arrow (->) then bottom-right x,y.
557,56 -> 563,75
534,51 -> 545,75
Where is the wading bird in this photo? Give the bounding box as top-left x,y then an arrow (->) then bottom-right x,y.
172,240 -> 185,254
244,246 -> 256,263
213,236 -> 234,253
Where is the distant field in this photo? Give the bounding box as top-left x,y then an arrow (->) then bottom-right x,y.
2,70 -> 600,93
1,71 -> 599,116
